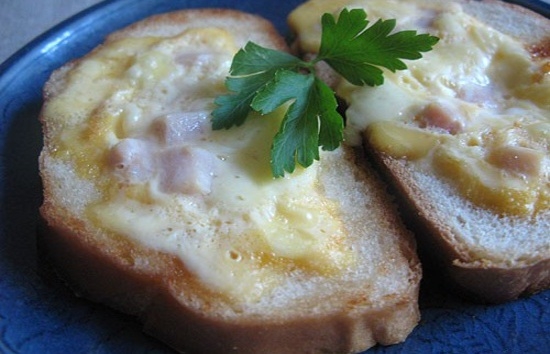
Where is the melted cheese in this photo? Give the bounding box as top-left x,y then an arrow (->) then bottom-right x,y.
290,0 -> 550,216
44,27 -> 354,303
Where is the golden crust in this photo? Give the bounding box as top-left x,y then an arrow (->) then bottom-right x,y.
105,8 -> 289,50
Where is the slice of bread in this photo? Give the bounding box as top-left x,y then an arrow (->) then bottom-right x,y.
289,0 -> 550,303
38,8 -> 421,353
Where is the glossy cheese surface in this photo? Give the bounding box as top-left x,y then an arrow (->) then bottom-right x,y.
290,0 -> 550,216
43,27 -> 354,303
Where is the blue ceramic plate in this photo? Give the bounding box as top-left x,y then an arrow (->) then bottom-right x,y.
1,0 -> 549,353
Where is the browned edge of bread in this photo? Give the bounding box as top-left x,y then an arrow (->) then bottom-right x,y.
365,148 -> 550,304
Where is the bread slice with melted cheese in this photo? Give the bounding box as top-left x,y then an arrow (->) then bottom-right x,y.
289,0 -> 550,303
38,8 -> 421,353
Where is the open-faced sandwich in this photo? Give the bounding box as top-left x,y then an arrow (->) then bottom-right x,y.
38,8 -> 422,354
289,0 -> 550,303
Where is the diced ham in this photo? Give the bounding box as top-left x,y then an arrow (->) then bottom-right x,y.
458,83 -> 499,109
488,145 -> 544,177
110,123 -> 217,195
109,139 -> 155,184
152,111 -> 210,145
159,146 -> 216,195
417,102 -> 464,134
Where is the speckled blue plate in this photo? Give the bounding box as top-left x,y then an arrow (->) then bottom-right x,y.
1,0 -> 549,353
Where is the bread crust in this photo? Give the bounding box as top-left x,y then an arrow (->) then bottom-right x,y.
367,150 -> 550,303
39,217 -> 420,354
105,8 -> 289,50
38,8 -> 422,353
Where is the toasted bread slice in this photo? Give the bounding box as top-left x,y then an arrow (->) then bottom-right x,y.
38,8 -> 421,353
289,0 -> 550,303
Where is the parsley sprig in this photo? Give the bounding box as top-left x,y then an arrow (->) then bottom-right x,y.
212,8 -> 439,177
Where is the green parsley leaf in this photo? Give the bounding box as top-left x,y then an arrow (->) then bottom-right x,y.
264,71 -> 319,177
231,42 -> 304,75
212,42 -> 303,129
212,71 -> 274,129
317,8 -> 439,86
250,70 -> 342,177
212,8 -> 439,177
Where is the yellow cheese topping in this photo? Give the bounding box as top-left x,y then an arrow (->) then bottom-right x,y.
43,27 -> 354,303
290,0 -> 550,216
